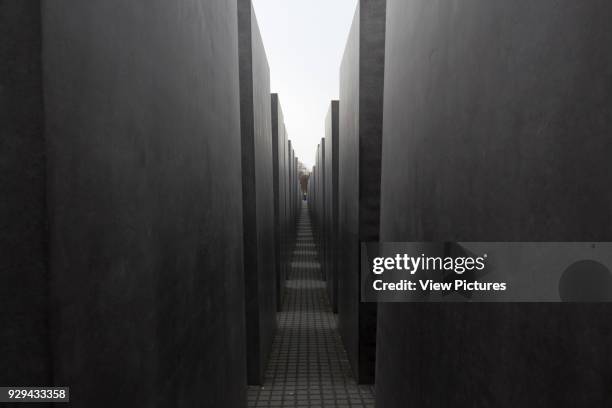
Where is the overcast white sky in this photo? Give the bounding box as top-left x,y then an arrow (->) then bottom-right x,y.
251,0 -> 358,168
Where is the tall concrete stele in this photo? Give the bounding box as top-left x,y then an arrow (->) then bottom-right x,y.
271,94 -> 290,310
288,140 -> 296,278
325,101 -> 340,312
1,1 -> 248,407
317,138 -> 326,280
237,0 -> 277,387
376,1 -> 612,407
312,145 -> 319,246
337,0 -> 386,384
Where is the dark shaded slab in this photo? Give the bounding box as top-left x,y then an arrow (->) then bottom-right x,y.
283,135 -> 291,284
338,0 -> 386,384
377,1 -> 612,407
272,94 -> 289,310
0,1 -> 249,406
324,101 -> 340,312
0,0 -> 51,392
313,145 -> 320,255
289,141 -> 295,254
290,146 -> 296,240
318,138 -> 326,280
238,0 -> 277,385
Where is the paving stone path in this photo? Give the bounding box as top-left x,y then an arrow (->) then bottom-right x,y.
248,203 -> 375,408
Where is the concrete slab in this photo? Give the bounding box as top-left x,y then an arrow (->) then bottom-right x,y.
35,0 -> 248,406
338,0 -> 386,384
325,101 -> 340,312
271,94 -> 288,310
0,0 -> 50,390
377,1 -> 612,407
238,0 -> 277,386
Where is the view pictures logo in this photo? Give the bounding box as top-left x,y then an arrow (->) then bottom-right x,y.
372,253 -> 488,275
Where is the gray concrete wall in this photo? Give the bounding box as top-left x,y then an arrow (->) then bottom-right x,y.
290,147 -> 296,235
238,0 -> 277,385
313,144 -> 320,246
324,101 -> 339,312
310,162 -> 316,218
318,139 -> 326,279
308,167 -> 313,212
377,1 -> 612,407
34,1 -> 248,406
0,0 -> 51,391
271,94 -> 287,310
289,141 -> 295,252
295,157 -> 300,216
283,131 -> 290,283
338,0 -> 385,384
293,156 -> 302,218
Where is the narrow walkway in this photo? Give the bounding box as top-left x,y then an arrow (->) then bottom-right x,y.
248,203 -> 375,407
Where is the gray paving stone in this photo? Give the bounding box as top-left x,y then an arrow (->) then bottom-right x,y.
249,203 -> 375,407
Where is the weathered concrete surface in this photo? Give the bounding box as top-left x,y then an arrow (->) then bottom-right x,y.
289,141 -> 295,255
0,0 -> 51,391
290,146 -> 296,237
271,94 -> 287,310
294,152 -> 298,227
293,156 -> 298,223
238,0 -> 277,385
310,162 -> 316,218
312,145 -> 321,252
377,1 -> 612,407
338,0 -> 386,384
318,138 -> 326,280
36,1 -> 248,406
308,166 -> 313,211
283,133 -> 290,286
324,101 -> 339,312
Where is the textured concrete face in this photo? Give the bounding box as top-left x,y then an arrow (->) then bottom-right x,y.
0,0 -> 51,388
324,102 -> 340,312
283,135 -> 290,282
37,1 -> 247,406
290,148 -> 296,232
238,0 -> 277,385
310,163 -> 316,220
338,0 -> 386,384
271,94 -> 287,310
377,1 -> 612,407
288,141 -> 294,249
293,157 -> 302,214
318,139 -> 326,280
308,167 -> 313,211
313,145 -> 320,245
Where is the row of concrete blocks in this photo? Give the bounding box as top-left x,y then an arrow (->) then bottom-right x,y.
309,0 -> 385,386
309,0 -> 612,407
239,0 -> 302,386
1,0 -> 300,406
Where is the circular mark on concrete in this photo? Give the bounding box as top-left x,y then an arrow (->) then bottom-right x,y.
558,260 -> 612,302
